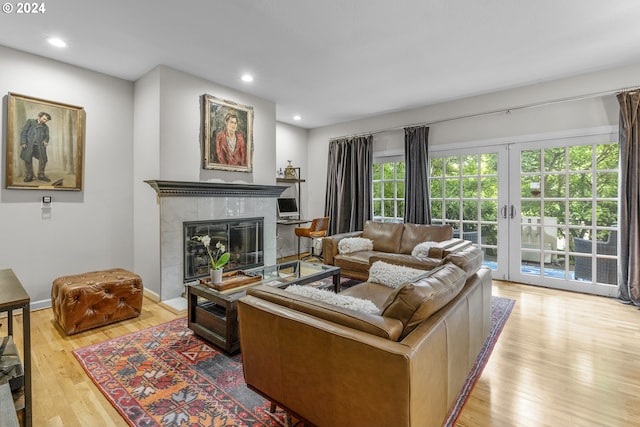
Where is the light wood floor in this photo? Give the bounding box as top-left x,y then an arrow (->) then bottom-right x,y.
6,282 -> 640,426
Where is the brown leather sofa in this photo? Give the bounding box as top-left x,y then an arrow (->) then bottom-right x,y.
238,244 -> 491,427
322,220 -> 470,280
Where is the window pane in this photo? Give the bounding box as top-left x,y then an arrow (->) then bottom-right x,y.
445,200 -> 460,220
430,157 -> 443,177
569,201 -> 592,227
544,201 -> 565,224
397,200 -> 405,218
462,178 -> 478,198
596,172 -> 618,198
569,145 -> 592,171
396,162 -> 405,179
521,200 -> 541,218
430,178 -> 443,198
373,200 -> 382,217
372,182 -> 382,198
521,150 -> 541,173
445,179 -> 459,197
481,177 -> 498,198
544,147 -> 566,172
463,200 -> 478,221
384,200 -> 395,217
384,181 -> 395,198
462,155 -> 478,175
384,163 -> 395,180
430,200 -> 442,220
522,176 -> 541,198
481,153 -> 498,175
596,143 -> 619,169
544,173 -> 565,198
481,200 -> 498,222
373,163 -> 382,180
596,201 -> 617,227
569,172 -> 592,198
445,156 -> 459,176
396,182 -> 405,198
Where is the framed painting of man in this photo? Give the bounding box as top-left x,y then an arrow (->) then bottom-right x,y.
201,94 -> 253,172
5,93 -> 85,190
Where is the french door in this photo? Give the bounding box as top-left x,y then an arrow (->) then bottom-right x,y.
429,129 -> 619,296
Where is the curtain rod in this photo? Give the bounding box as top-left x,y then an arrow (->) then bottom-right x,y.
330,84 -> 640,142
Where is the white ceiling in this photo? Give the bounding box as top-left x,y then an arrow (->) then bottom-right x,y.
2,0 -> 640,129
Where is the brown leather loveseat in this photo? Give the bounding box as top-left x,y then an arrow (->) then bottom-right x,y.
322,220 -> 471,280
238,244 -> 491,427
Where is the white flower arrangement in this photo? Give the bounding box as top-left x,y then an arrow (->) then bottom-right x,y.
192,235 -> 230,270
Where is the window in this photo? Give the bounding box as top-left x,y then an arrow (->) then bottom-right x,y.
372,157 -> 405,222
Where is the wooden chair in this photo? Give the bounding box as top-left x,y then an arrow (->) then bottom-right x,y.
294,217 -> 330,260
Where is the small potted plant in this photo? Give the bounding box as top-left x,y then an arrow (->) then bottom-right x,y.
192,235 -> 230,284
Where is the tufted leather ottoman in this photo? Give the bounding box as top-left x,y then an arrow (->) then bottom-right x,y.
51,268 -> 143,335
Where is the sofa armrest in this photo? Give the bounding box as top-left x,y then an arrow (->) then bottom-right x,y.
427,238 -> 472,258
322,231 -> 363,265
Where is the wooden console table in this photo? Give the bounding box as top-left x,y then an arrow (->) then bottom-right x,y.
0,269 -> 31,427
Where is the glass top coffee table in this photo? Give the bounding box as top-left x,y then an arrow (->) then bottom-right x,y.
187,260 -> 341,353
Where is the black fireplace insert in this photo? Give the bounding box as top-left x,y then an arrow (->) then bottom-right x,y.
184,217 -> 264,282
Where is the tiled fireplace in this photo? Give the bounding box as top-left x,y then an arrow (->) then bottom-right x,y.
145,180 -> 286,302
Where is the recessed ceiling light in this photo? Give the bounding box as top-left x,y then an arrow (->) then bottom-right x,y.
47,38 -> 67,48
293,115 -> 302,121
241,74 -> 254,82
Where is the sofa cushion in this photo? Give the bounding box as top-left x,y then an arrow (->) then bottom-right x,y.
285,285 -> 379,314
399,223 -> 453,254
362,221 -> 404,253
338,237 -> 374,254
368,260 -> 430,289
246,285 -> 404,340
380,263 -> 467,338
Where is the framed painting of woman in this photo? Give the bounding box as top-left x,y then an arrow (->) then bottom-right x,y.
5,93 -> 85,190
201,94 -> 254,172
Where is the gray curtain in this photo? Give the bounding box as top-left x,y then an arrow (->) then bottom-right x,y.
324,135 -> 373,235
617,90 -> 640,306
404,125 -> 431,224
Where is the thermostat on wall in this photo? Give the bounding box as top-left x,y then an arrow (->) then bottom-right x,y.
42,196 -> 52,204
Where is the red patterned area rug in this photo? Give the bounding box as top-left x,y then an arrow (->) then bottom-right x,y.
73,296 -> 514,427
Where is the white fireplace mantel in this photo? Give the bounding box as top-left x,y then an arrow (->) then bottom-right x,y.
145,180 -> 287,302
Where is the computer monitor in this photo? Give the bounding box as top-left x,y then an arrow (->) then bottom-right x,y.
277,197 -> 299,218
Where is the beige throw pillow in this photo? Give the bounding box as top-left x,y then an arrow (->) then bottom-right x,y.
368,260 -> 429,288
285,285 -> 379,315
338,237 -> 374,254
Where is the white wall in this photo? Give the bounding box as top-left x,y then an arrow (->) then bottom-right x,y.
0,45 -> 134,307
275,122 -> 309,256
306,63 -> 640,221
133,66 -> 279,298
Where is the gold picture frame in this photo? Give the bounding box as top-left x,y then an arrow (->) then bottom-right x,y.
201,94 -> 253,172
5,93 -> 85,190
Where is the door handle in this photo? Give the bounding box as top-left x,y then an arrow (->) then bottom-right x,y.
510,205 -> 516,219
501,205 -> 508,219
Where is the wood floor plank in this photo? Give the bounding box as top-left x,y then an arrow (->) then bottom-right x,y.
3,283 -> 640,426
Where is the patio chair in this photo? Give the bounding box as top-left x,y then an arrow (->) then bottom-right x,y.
573,230 -> 617,284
